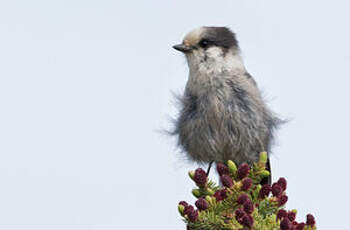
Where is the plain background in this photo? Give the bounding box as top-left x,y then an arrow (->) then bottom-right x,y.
0,0 -> 349,229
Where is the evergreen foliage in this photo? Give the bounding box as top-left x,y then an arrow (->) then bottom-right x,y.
178,152 -> 316,230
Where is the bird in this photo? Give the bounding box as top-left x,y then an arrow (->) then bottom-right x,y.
171,26 -> 283,184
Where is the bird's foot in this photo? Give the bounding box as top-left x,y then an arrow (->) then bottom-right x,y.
206,161 -> 214,176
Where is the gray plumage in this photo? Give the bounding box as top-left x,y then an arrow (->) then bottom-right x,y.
172,27 -> 282,179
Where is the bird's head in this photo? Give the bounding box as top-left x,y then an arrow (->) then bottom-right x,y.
173,27 -> 241,73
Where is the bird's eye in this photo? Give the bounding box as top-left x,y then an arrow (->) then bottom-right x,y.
199,39 -> 209,48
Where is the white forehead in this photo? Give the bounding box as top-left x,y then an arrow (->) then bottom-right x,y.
183,27 -> 206,46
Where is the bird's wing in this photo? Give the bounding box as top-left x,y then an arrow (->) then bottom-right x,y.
244,72 -> 258,86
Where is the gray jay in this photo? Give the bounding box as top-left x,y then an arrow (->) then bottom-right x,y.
172,26 -> 282,184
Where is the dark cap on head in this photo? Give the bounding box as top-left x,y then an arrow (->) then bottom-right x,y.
201,27 -> 239,49
173,26 -> 239,53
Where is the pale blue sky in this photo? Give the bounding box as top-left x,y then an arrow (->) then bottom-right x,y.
0,0 -> 349,229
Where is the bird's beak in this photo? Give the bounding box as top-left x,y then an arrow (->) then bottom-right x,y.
173,44 -> 192,53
